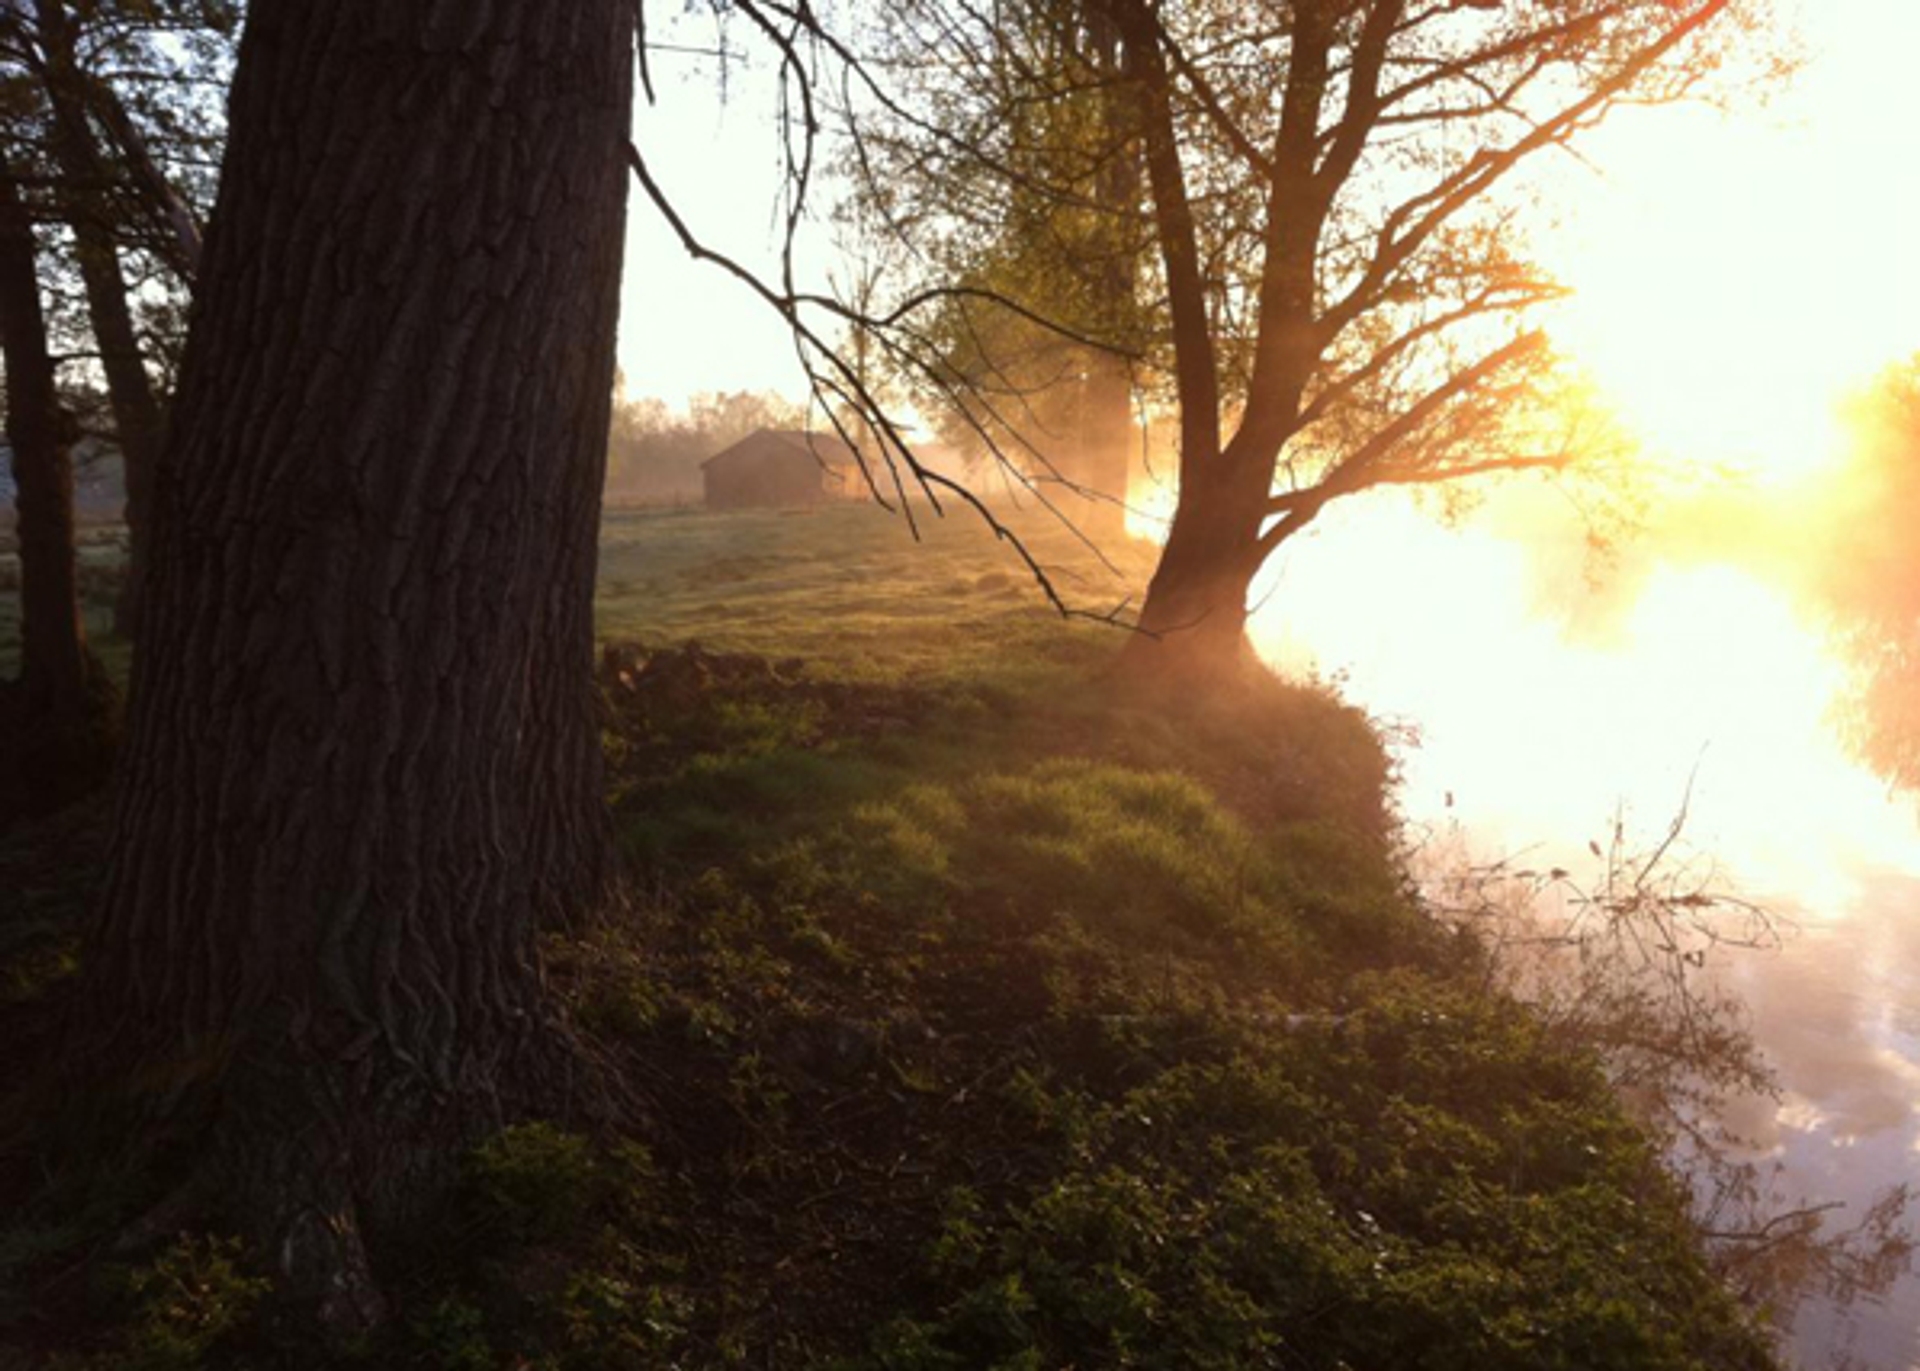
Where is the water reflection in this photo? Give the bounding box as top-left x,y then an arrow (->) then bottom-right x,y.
1248,491 -> 1920,1370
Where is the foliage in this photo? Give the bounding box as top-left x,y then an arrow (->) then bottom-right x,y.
34,1235 -> 270,1371
467,1124 -> 614,1246
109,1237 -> 267,1371
551,515 -> 1776,1366
1809,357 -> 1920,789
441,1126 -> 693,1368
843,0 -> 1149,512
851,978 -> 1773,1371
407,1295 -> 495,1371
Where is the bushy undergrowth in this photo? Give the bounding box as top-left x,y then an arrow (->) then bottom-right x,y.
427,614 -> 1767,1367
857,978 -> 1769,1371
0,508 -> 1779,1368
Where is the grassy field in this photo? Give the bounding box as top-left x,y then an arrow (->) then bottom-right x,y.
0,502 -> 1779,1369
595,501 -> 1156,685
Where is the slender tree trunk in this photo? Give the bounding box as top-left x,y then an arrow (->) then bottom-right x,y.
38,0 -> 167,640
1068,3 -> 1138,543
0,165 -> 116,821
57,205 -> 163,642
80,0 -> 633,1334
1073,344 -> 1133,540
1108,0 -> 1299,682
1113,0 -> 1266,679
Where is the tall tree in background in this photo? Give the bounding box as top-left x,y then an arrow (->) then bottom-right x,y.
80,0 -> 633,1332
1103,0 -> 1758,672
1,160 -> 116,819
857,0 -> 1146,539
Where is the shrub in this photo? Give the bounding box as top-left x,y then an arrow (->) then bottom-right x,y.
467,1124 -> 607,1244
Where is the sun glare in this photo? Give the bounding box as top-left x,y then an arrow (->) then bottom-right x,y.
1252,494 -> 1920,913
1533,0 -> 1920,489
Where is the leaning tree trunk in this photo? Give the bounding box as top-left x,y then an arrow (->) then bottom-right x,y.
39,0 -> 168,640
81,0 -> 633,1335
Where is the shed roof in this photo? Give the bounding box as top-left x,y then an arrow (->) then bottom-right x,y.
701,428 -> 863,469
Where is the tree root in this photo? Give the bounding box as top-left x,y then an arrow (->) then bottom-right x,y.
277,1201 -> 387,1339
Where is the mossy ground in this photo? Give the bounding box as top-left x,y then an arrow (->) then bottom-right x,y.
0,504 -> 1777,1368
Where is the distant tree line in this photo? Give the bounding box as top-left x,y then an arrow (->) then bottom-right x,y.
1808,359 -> 1920,789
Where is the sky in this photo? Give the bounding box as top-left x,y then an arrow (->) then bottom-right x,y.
618,37 -> 814,407
1532,0 -> 1920,485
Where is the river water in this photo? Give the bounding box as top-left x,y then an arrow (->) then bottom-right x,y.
1248,491 -> 1920,1370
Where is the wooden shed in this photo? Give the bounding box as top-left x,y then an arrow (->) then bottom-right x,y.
701,429 -> 868,509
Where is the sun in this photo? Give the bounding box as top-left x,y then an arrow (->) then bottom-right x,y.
1536,106 -> 1847,488
1530,2 -> 1920,489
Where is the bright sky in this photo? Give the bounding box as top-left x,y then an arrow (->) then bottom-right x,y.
1229,0 -> 1920,887
1531,0 -> 1920,483
618,46 -> 813,407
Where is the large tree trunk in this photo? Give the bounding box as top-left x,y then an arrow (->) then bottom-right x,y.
79,0 -> 633,1334
1107,0 -> 1264,683
1124,454 -> 1272,680
0,165 -> 116,821
39,0 -> 167,640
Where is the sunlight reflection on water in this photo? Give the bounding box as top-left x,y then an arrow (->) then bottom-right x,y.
1247,491 -> 1920,1371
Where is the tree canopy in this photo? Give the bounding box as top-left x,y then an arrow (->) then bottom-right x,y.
785,0 -> 1781,666
1811,359 -> 1920,789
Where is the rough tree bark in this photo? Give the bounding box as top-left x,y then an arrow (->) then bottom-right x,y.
38,0 -> 167,640
80,0 -> 634,1334
1,163 -> 116,820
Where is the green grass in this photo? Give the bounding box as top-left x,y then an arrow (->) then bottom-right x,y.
596,502 -> 1154,688
0,500 -> 1780,1369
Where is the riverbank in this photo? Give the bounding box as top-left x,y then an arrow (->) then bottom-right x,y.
1,505 -> 1778,1367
